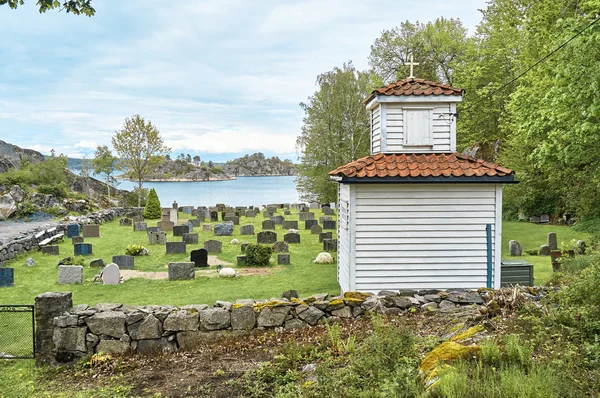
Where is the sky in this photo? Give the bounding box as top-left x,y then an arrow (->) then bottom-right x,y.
0,0 -> 487,163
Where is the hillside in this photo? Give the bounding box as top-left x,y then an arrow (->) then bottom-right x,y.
134,158 -> 234,181
223,153 -> 296,176
0,139 -> 45,172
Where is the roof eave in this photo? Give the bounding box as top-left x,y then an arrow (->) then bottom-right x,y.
330,174 -> 518,184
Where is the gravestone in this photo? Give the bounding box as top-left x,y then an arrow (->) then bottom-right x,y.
319,232 -> 332,243
529,216 -> 540,224
173,225 -> 190,237
223,215 -> 240,225
246,210 -> 256,218
148,231 -> 167,245
241,242 -> 250,253
263,211 -> 272,218
539,244 -> 551,256
102,263 -> 120,285
540,214 -> 550,224
509,240 -> 523,256
323,220 -> 336,230
202,224 -> 212,232
42,246 -> 59,255
0,268 -> 14,287
214,223 -> 234,236
66,223 -> 80,238
319,216 -> 333,224
323,239 -> 338,252
547,232 -> 557,250
284,210 -> 291,215
112,255 -> 134,269
182,206 -> 194,214
168,209 -> 178,224
172,201 -> 178,209
186,222 -> 194,232
168,262 -> 195,281
237,255 -> 247,267
74,243 -> 93,256
271,215 -> 284,224
204,240 -> 222,253
119,218 -> 132,226
282,220 -> 298,230
192,209 -> 198,217
262,220 -> 275,230
257,231 -> 277,244
190,248 -> 208,267
210,211 -> 219,222
240,225 -> 255,235
157,221 -> 174,232
284,232 -> 301,244
182,233 -> 199,244
147,226 -> 159,233
133,222 -> 148,231
322,207 -> 334,216
305,219 -> 318,229
58,265 -> 83,284
309,202 -> 319,209
189,219 -> 201,227
72,236 -> 84,244
278,254 -> 290,265
299,212 -> 315,221
90,258 -> 104,267
273,241 -> 288,253
196,213 -> 205,222
82,225 -> 100,238
166,242 -> 186,254
132,215 -> 145,223
311,225 -> 323,234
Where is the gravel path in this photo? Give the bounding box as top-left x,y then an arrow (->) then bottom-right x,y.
0,219 -> 60,244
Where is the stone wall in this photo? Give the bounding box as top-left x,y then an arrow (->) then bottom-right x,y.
0,207 -> 142,266
38,287 -> 544,365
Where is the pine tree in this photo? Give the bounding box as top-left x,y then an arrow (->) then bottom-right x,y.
143,188 -> 161,219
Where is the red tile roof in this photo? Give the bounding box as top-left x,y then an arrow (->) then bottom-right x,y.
329,153 -> 513,180
364,77 -> 464,104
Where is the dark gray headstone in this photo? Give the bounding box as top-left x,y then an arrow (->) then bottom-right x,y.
262,220 -> 275,230
319,216 -> 333,224
547,232 -> 557,250
322,207 -> 334,216
323,220 -> 336,230
257,231 -> 277,244
42,246 -> 59,255
509,240 -> 522,256
148,231 -> 167,245
277,254 -> 290,265
204,240 -> 222,253
172,201 -> 178,209
237,255 -> 247,267
271,215 -> 284,224
189,219 -> 201,227
223,215 -> 240,225
311,225 -> 323,234
112,255 -> 135,269
323,239 -> 338,252
182,233 -> 199,244
214,223 -> 234,236
246,210 -> 256,218
273,241 -> 289,253
240,224 -> 255,235
72,236 -> 84,244
90,258 -> 105,267
168,262 -> 195,280
319,232 -> 332,243
173,225 -> 190,237
191,248 -> 208,267
157,221 -> 174,232
74,243 -> 92,255
166,242 -> 186,254
305,219 -> 318,229
284,233 -> 301,244
210,211 -> 219,222
147,226 -> 160,233
282,220 -> 298,230
299,212 -> 315,221
132,215 -> 144,223
539,244 -> 550,256
540,214 -> 550,223
133,222 -> 148,231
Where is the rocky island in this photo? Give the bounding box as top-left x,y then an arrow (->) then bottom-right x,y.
223,152 -> 296,176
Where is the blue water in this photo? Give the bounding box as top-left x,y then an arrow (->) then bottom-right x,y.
116,176 -> 300,206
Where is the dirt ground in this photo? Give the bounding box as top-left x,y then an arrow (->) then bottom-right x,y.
119,257 -> 281,281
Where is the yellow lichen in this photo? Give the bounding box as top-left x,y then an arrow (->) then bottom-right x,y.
252,300 -> 289,311
343,292 -> 370,301
290,298 -> 307,305
450,325 -> 485,342
343,297 -> 364,304
419,341 -> 480,375
327,299 -> 345,306
232,303 -> 248,309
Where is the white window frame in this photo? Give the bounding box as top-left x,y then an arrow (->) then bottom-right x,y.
403,106 -> 434,147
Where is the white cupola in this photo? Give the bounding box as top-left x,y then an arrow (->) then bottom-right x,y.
363,77 -> 464,154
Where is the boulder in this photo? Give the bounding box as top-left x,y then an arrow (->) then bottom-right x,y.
297,306 -> 325,326
84,311 -> 126,338
231,305 -> 256,330
256,306 -> 291,328
0,193 -> 16,220
53,326 -> 87,352
128,315 -> 163,340
199,308 -> 231,331
163,310 -> 199,331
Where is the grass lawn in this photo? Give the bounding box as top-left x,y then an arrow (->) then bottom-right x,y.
0,208 -> 339,307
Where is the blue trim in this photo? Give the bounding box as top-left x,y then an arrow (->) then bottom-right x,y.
486,224 -> 493,288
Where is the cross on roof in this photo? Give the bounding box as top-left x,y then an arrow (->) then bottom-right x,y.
404,54 -> 419,78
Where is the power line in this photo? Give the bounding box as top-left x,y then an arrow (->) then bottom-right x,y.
462,14 -> 600,114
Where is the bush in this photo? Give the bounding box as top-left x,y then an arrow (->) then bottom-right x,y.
121,187 -> 149,207
37,182 -> 69,198
143,188 -> 161,219
15,201 -> 39,218
125,244 -> 148,256
245,244 -> 273,266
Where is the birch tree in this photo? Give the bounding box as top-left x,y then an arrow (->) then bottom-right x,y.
296,63 -> 372,203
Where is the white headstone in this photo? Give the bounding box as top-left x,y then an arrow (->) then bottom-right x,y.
102,263 -> 121,285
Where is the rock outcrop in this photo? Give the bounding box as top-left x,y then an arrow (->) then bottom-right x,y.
223,153 -> 296,176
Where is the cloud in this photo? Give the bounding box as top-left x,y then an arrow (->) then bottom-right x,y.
73,140 -> 98,149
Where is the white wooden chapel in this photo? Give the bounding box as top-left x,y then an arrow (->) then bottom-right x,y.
329,69 -> 516,293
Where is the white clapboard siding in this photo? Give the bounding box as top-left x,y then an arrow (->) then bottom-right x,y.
337,184 -> 351,292
383,103 -> 453,152
371,106 -> 381,154
342,184 -> 501,292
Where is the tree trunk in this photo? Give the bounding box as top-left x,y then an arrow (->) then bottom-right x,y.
137,181 -> 143,207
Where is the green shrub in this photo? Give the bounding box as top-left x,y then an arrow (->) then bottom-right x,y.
61,256 -> 86,266
38,182 -> 69,198
245,244 -> 273,266
15,201 -> 39,218
125,244 -> 148,256
143,188 -> 161,219
121,187 -> 148,207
